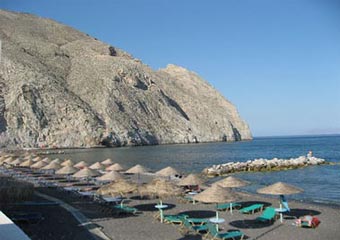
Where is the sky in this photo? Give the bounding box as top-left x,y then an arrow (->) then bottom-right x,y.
1,0 -> 340,137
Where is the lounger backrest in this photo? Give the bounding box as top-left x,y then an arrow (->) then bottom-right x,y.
207,223 -> 218,237
263,207 -> 276,218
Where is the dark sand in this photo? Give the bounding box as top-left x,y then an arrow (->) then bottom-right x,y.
2,173 -> 340,240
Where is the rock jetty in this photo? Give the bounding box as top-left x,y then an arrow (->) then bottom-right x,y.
0,10 -> 251,148
203,156 -> 327,176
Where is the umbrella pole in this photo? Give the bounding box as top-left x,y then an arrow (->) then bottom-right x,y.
230,203 -> 233,215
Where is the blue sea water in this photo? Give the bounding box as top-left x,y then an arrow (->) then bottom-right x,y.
50,135 -> 340,205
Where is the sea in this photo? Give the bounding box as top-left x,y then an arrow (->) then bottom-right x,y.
49,135 -> 340,205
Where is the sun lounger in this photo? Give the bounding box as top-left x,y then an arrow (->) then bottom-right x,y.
239,204 -> 264,214
256,207 -> 277,222
181,216 -> 209,233
164,214 -> 189,224
113,205 -> 139,215
217,203 -> 242,211
187,217 -> 209,225
206,223 -> 244,240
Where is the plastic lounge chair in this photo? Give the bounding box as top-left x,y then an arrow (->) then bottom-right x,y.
206,223 -> 244,240
187,217 -> 209,225
113,205 -> 139,215
181,216 -> 209,233
256,207 -> 277,222
239,204 -> 264,214
164,214 -> 189,224
217,203 -> 242,211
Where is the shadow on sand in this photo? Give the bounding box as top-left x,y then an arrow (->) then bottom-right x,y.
133,203 -> 176,212
177,210 -> 216,218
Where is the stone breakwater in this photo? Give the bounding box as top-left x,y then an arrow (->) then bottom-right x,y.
203,156 -> 327,176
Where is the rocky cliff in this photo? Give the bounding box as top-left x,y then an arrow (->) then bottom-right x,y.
0,10 -> 252,148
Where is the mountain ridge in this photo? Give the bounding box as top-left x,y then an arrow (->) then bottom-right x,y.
0,9 -> 252,148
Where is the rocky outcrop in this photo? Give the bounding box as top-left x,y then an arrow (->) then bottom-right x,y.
203,156 -> 327,176
0,10 -> 252,148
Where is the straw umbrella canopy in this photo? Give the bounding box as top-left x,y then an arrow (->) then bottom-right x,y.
140,178 -> 183,201
61,159 -> 74,167
89,162 -> 105,170
193,184 -> 242,227
96,171 -> 123,182
30,161 -> 47,169
97,179 -> 138,197
139,178 -> 183,223
72,167 -> 100,178
155,166 -> 179,177
19,159 -> 34,167
106,163 -> 124,172
41,162 -> 61,170
10,158 -> 23,166
177,174 -> 204,186
125,164 -> 150,174
101,158 -> 114,165
74,161 -> 88,169
32,156 -> 41,162
257,182 -> 303,195
212,176 -> 250,188
41,157 -> 51,163
55,165 -> 78,175
257,182 -> 303,223
51,158 -> 61,164
3,157 -> 14,164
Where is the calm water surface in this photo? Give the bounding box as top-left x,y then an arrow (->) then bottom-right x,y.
50,135 -> 340,205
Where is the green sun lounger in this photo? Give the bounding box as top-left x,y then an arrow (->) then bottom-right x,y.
164,214 -> 189,224
239,204 -> 264,214
113,205 -> 139,215
256,207 -> 277,222
217,203 -> 242,211
181,217 -> 209,233
187,217 -> 209,225
206,223 -> 244,240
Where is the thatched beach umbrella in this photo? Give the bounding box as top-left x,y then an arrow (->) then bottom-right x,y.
97,179 -> 137,197
55,165 -> 78,175
193,184 -> 242,229
41,162 -> 61,170
89,162 -> 105,170
155,166 -> 179,177
125,164 -> 150,174
32,156 -> 41,162
51,158 -> 61,164
72,167 -> 100,178
257,182 -> 303,222
106,163 -> 124,172
3,157 -> 14,165
212,176 -> 249,213
10,158 -> 23,166
30,161 -> 47,169
139,178 -> 183,223
101,158 -> 114,165
74,161 -> 88,169
177,174 -> 204,186
213,176 -> 250,188
19,159 -> 34,167
61,159 -> 74,167
41,157 -> 51,163
96,171 -> 123,182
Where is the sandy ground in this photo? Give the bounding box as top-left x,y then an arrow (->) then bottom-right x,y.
2,172 -> 340,240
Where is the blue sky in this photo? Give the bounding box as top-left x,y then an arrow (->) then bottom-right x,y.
1,0 -> 340,136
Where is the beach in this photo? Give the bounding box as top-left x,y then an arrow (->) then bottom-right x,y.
2,173 -> 339,240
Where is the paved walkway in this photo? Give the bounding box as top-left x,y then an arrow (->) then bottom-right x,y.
35,191 -> 111,240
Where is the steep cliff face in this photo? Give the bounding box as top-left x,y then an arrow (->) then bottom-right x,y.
0,10 -> 252,148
